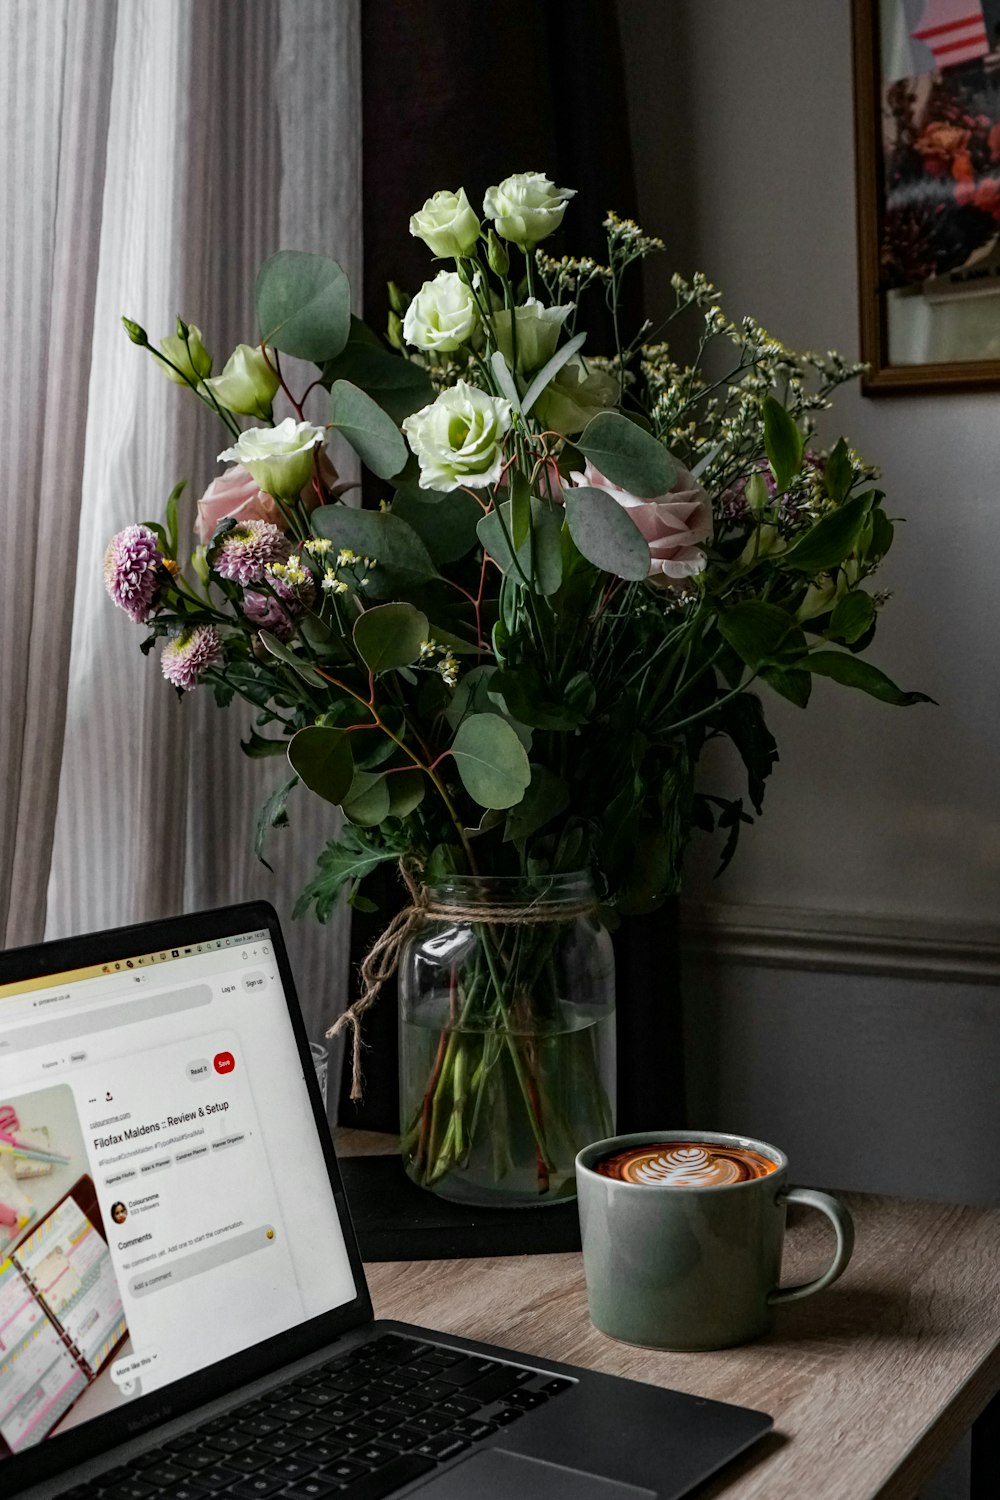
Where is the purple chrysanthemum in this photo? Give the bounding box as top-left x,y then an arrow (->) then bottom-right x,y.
103,524 -> 163,622
160,626 -> 224,691
243,564 -> 316,642
213,519 -> 289,586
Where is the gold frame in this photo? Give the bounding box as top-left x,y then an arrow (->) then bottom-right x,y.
852,0 -> 1000,393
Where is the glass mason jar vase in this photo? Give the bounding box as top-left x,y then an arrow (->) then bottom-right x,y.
398,873 -> 615,1207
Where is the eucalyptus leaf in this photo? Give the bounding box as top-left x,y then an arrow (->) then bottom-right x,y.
342,770 -> 391,826
564,485 -> 650,581
762,396 -> 804,493
353,602 -> 429,673
806,652 -> 935,706
329,380 -> 408,480
577,411 -> 677,498
391,485 -> 481,565
387,769 -> 426,819
477,498 -> 563,595
321,327 -> 434,422
450,713 -> 531,809
287,725 -> 354,805
311,505 -> 438,595
256,251 -> 351,362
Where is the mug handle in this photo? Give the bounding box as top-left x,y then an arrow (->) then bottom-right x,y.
767,1188 -> 855,1305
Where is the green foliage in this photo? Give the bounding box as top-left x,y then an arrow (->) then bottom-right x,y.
286,725 -> 354,805
329,380 -> 408,480
312,506 -> 438,596
256,251 -> 351,362
762,396 -> 804,493
476,498 -> 563,595
294,825 -> 406,921
321,322 -> 434,423
577,411 -> 677,497
806,652 -> 935,706
353,602 -> 428,673
564,485 -> 650,580
391,486 -> 481,565
451,714 -> 532,809
781,492 -> 874,574
254,774 -> 298,871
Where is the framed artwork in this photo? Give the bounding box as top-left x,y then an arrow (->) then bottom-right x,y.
852,0 -> 1000,391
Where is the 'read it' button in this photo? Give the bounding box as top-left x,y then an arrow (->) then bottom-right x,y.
213,1051 -> 235,1075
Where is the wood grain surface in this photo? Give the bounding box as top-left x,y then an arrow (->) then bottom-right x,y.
336,1132 -> 1000,1499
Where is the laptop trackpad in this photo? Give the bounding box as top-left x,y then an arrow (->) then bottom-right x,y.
413,1448 -> 655,1498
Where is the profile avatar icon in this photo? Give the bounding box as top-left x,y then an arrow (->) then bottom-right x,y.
111,1201 -> 128,1225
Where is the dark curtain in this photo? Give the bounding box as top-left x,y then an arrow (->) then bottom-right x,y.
341,0 -> 684,1135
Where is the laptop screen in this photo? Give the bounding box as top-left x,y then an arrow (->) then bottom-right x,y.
0,911 -> 360,1468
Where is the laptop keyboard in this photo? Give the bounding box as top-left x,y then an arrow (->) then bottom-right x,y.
58,1333 -> 573,1500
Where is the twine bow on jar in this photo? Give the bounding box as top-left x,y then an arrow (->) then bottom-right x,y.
326,864 -> 596,1100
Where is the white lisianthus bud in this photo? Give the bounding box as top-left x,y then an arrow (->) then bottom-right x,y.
409,187 -> 481,258
159,324 -> 212,385
533,356 -> 618,436
218,417 -> 325,499
483,172 -> 576,247
402,380 -> 512,492
204,344 -> 280,419
493,298 -> 573,374
403,270 -> 480,352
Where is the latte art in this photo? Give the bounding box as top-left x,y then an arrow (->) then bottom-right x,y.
595,1140 -> 778,1187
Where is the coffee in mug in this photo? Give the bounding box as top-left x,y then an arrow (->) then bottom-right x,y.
594,1139 -> 778,1187
576,1130 -> 854,1351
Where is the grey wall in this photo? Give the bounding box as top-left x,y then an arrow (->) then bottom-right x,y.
618,1 -> 1000,1205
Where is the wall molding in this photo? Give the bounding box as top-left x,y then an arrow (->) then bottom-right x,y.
680,902 -> 1000,986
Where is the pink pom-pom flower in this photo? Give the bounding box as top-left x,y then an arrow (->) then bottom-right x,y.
160,626 -> 224,691
213,519 -> 289,586
103,524 -> 164,622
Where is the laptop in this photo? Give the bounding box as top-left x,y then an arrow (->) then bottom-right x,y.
0,901 -> 772,1500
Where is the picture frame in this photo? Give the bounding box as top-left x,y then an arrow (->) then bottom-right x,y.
852,0 -> 1000,392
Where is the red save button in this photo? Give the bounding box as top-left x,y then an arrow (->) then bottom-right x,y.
213,1051 -> 235,1075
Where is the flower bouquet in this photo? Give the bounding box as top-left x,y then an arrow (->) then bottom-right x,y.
106,171 -> 929,1203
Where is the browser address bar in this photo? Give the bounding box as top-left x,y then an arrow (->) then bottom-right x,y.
0,983 -> 213,1054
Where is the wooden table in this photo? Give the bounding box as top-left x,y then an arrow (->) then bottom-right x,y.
336,1131 -> 1000,1499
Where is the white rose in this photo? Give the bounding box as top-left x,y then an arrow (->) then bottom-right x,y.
493,298 -> 573,373
402,380 -> 512,492
483,172 -> 576,247
403,270 -> 480,352
409,187 -> 481,258
218,417 -> 325,499
534,356 -> 618,436
204,343 -> 280,419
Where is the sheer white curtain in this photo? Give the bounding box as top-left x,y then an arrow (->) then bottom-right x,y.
2,0 -> 360,1044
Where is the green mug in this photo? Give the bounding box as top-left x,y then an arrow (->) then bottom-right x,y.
576,1130 -> 855,1351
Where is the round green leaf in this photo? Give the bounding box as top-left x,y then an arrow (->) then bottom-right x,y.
287,726 -> 354,806
391,485 -> 481,564
353,602 -> 429,674
329,379 -> 408,480
342,770 -> 391,826
564,486 -> 650,581
577,411 -> 677,498
450,713 -> 531,810
256,251 -> 351,362
387,769 -> 426,818
311,505 -> 438,595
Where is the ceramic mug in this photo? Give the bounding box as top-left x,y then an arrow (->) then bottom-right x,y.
576,1130 -> 855,1350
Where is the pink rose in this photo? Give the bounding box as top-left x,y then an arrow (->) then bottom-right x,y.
195,466 -> 286,546
195,453 -> 345,546
570,459 -> 712,579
